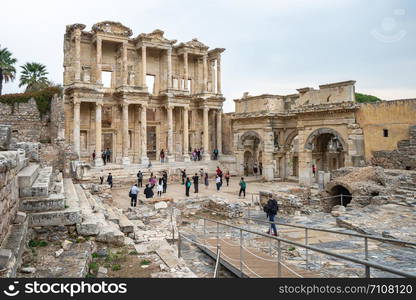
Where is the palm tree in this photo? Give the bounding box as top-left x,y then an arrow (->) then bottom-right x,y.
19,62 -> 49,92
0,46 -> 17,95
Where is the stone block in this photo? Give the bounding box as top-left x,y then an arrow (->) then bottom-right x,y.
0,125 -> 11,151
14,211 -> 27,224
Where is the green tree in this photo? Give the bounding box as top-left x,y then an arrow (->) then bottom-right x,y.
19,62 -> 49,92
0,46 -> 17,95
355,93 -> 382,103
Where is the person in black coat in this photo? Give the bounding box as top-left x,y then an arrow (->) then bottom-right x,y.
107,173 -> 113,188
192,173 -> 199,193
162,171 -> 168,193
144,184 -> 154,199
264,194 -> 278,236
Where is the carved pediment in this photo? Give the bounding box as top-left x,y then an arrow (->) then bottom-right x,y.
136,29 -> 176,45
183,38 -> 209,50
66,23 -> 86,34
92,21 -> 133,37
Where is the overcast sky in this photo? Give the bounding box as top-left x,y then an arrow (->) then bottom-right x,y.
1,0 -> 415,112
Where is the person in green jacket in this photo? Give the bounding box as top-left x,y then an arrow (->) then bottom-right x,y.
239,177 -> 246,198
185,177 -> 192,197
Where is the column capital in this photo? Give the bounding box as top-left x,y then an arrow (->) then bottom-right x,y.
165,104 -> 174,110
183,105 -> 190,111
141,102 -> 148,109
122,102 -> 129,108
96,101 -> 103,107
203,106 -> 210,112
73,99 -> 81,106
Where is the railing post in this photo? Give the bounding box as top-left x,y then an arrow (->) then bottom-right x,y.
305,228 -> 309,269
240,228 -> 244,277
269,235 -> 272,255
364,237 -> 370,278
177,231 -> 182,258
213,244 -> 221,278
277,240 -> 282,277
217,222 -> 219,247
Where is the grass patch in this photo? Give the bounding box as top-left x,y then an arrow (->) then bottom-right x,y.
29,240 -> 48,247
128,250 -> 138,255
111,264 -> 121,271
288,247 -> 296,251
140,259 -> 151,266
89,262 -> 99,274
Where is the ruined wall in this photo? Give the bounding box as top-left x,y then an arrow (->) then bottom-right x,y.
0,151 -> 26,245
356,99 -> 416,162
296,81 -> 355,107
0,99 -> 50,143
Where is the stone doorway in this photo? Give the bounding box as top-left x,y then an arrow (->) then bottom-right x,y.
102,133 -> 114,163
244,150 -> 254,176
292,156 -> 299,177
147,126 -> 157,161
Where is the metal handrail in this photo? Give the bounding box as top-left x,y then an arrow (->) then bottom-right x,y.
243,217 -> 416,247
200,217 -> 416,278
213,245 -> 221,278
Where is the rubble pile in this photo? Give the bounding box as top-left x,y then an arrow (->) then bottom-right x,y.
202,196 -> 245,218
259,186 -> 311,215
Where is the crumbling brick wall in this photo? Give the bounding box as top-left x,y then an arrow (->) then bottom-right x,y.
371,125 -> 416,170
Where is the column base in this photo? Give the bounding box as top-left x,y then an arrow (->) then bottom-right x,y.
183,154 -> 191,162
167,155 -> 175,163
141,156 -> 149,166
263,165 -> 274,181
202,153 -> 211,161
94,157 -> 104,167
121,157 -> 131,165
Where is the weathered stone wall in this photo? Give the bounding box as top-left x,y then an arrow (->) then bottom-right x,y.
0,99 -> 50,143
356,99 -> 416,162
0,151 -> 26,245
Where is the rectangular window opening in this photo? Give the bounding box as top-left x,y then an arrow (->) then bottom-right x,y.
146,75 -> 155,95
383,129 -> 389,137
102,71 -> 112,88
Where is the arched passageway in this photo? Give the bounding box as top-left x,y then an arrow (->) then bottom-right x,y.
329,185 -> 352,207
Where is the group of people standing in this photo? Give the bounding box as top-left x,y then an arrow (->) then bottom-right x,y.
191,148 -> 204,161
92,148 -> 112,165
129,170 -> 169,207
243,162 -> 263,177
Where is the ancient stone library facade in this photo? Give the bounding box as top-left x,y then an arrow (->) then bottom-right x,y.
63,21 -> 225,166
0,20 -> 415,187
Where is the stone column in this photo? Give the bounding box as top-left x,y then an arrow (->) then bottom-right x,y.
96,37 -> 102,84
73,100 -> 81,158
216,109 -> 222,154
140,104 -> 149,165
121,102 -> 130,165
74,29 -> 81,82
167,47 -> 172,89
183,51 -> 188,90
183,106 -> 190,161
216,56 -> 222,94
94,102 -> 104,166
202,54 -> 208,92
167,105 -> 175,162
122,42 -> 128,86
202,106 -> 210,160
141,45 -> 147,88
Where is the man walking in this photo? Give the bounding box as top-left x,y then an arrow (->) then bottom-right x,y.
264,194 -> 278,236
238,177 -> 246,198
192,173 -> 199,193
162,171 -> 168,193
101,151 -> 107,165
107,173 -> 113,188
137,170 -> 143,187
129,184 -> 139,207
106,148 -> 111,163
181,169 -> 187,185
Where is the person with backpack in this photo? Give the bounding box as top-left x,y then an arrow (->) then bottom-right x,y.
129,184 -> 139,207
107,173 -> 113,188
137,170 -> 143,187
264,194 -> 278,236
185,177 -> 191,197
238,177 -> 246,197
225,171 -> 230,187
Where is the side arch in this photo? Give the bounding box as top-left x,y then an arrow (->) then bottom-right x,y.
304,128 -> 347,151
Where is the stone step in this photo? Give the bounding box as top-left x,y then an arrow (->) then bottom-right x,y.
96,221 -> 125,246
28,179 -> 81,227
17,163 -> 40,197
104,205 -> 121,225
30,167 -> 53,198
0,217 -> 29,278
19,194 -> 66,212
118,214 -> 134,234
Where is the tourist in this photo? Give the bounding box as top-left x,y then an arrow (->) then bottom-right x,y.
216,166 -> 223,184
105,148 -> 111,163
215,175 -> 221,191
99,174 -> 104,185
312,164 -> 316,176
204,173 -> 209,189
185,177 -> 191,197
213,148 -> 219,160
225,170 -> 230,186
160,149 -> 165,163
181,169 -> 187,185
157,178 -> 163,197
264,194 -> 278,236
92,150 -> 96,161
162,171 -> 168,193
107,173 -> 113,188
192,150 -> 197,161
137,170 -> 143,187
253,163 -> 258,177
144,184 -> 154,199
197,148 -> 201,161
199,168 -> 204,180
149,175 -> 157,188
101,151 -> 106,165
259,162 -> 263,176
239,177 -> 246,198
129,184 -> 139,207
192,173 -> 199,193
